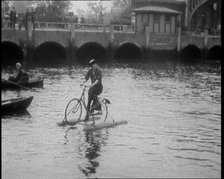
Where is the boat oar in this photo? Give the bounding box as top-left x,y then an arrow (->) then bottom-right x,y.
3,79 -> 39,92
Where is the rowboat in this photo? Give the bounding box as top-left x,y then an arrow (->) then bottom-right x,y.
2,96 -> 33,113
1,79 -> 44,90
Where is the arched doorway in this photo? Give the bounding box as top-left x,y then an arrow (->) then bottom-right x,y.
1,41 -> 24,67
114,42 -> 142,63
75,42 -> 107,66
33,42 -> 68,66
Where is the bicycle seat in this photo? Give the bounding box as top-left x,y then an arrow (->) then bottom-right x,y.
102,98 -> 111,104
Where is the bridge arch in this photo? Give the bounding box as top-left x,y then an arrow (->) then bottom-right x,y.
75,42 -> 107,65
207,45 -> 221,61
180,44 -> 202,63
32,41 -> 68,66
1,41 -> 24,67
189,0 -> 220,31
114,42 -> 143,63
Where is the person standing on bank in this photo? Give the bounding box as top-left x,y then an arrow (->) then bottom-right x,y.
30,8 -> 35,30
81,59 -> 103,121
9,7 -> 17,30
25,9 -> 29,30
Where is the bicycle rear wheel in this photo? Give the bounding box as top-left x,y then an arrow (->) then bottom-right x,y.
100,101 -> 108,122
64,98 -> 82,125
89,101 -> 108,122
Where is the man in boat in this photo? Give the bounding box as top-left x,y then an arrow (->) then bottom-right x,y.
8,62 -> 29,83
81,59 -> 103,121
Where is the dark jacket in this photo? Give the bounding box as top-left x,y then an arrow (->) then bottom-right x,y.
85,67 -> 103,91
16,69 -> 29,82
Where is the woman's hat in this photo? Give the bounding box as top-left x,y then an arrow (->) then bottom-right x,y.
16,63 -> 21,68
88,59 -> 96,67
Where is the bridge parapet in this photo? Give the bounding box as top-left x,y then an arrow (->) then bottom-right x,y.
33,30 -> 71,47
1,23 -> 221,60
1,29 -> 27,45
34,21 -> 135,33
180,32 -> 221,49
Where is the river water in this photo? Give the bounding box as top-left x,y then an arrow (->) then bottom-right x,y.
1,61 -> 221,178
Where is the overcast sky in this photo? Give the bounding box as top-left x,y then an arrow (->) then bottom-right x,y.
71,1 -> 112,13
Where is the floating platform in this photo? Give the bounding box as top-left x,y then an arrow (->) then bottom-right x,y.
57,117 -> 101,127
83,120 -> 128,132
57,119 -> 128,131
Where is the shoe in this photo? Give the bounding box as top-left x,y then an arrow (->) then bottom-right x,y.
92,103 -> 101,111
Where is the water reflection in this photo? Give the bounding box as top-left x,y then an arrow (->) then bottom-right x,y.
1,61 -> 221,178
78,130 -> 109,177
63,126 -> 109,177
2,109 -> 31,119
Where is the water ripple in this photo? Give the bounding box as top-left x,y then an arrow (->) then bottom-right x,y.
1,63 -> 221,178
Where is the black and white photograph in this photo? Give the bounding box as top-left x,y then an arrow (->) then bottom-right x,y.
1,0 -> 221,178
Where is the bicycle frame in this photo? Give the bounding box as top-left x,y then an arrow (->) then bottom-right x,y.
64,85 -> 109,125
78,86 -> 88,114
79,86 -> 105,117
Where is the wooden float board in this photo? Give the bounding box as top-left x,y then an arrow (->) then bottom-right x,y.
83,120 -> 128,132
57,120 -> 128,131
57,116 -> 101,127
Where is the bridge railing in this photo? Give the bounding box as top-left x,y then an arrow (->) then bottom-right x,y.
33,21 -> 135,33
1,18 -> 135,33
34,21 -> 70,30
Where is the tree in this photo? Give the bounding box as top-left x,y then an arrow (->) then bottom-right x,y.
113,0 -> 131,8
87,1 -> 106,23
76,9 -> 85,17
47,1 -> 71,22
12,1 -> 31,13
33,0 -> 72,22
34,2 -> 47,21
111,0 -> 132,25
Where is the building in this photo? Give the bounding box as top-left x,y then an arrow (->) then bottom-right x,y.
131,0 -> 186,27
132,6 -> 182,34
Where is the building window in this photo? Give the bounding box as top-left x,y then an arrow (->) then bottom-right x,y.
143,13 -> 149,27
153,14 -> 160,33
154,14 -> 160,22
165,15 -> 171,23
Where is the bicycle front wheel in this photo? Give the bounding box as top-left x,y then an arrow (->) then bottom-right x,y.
101,101 -> 108,122
64,98 -> 82,125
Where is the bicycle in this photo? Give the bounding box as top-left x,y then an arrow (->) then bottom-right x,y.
64,85 -> 111,126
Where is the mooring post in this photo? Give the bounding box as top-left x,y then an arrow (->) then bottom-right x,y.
204,26 -> 208,60
109,24 -> 114,62
145,26 -> 150,61
25,18 -> 33,70
204,26 -> 208,48
69,23 -> 75,66
177,17 -> 182,62
110,24 -> 114,43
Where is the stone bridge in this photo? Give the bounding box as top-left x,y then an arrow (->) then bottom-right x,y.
1,23 -> 221,67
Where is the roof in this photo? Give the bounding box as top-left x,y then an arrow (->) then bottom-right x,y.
132,6 -> 182,14
131,0 -> 186,5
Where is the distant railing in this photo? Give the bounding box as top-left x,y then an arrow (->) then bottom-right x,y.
182,30 -> 221,37
1,19 -> 135,33
33,21 -> 135,33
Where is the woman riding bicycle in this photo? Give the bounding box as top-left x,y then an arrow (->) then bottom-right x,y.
81,59 -> 103,121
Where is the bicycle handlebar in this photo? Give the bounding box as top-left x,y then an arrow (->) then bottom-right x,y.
80,84 -> 89,88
